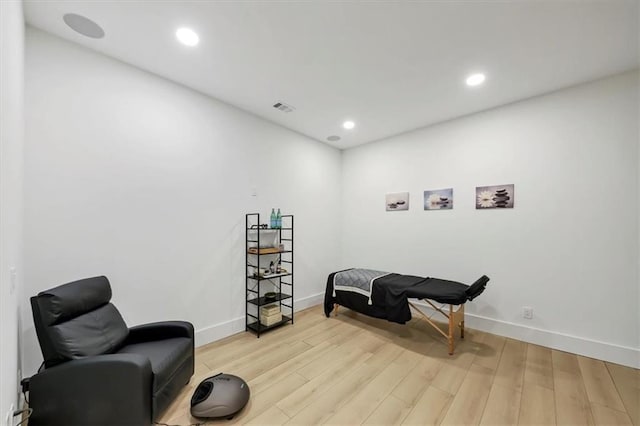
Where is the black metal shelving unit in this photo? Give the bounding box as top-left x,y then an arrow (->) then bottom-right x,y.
245,213 -> 294,337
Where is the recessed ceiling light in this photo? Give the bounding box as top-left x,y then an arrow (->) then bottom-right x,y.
327,135 -> 341,142
176,28 -> 199,47
63,13 -> 105,39
342,120 -> 355,130
466,73 -> 486,87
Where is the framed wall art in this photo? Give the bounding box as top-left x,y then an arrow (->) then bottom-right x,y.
424,188 -> 453,210
476,184 -> 514,209
386,192 -> 409,211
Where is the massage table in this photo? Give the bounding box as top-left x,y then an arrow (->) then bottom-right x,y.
324,269 -> 489,355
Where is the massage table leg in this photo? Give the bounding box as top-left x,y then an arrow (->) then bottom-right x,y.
448,305 -> 455,355
334,300 -> 466,355
408,300 -> 466,355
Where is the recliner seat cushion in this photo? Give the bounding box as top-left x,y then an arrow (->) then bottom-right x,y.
116,337 -> 192,391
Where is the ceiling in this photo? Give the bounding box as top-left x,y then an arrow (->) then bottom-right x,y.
24,1 -> 639,149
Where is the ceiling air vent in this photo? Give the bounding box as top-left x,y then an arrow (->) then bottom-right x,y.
273,102 -> 295,113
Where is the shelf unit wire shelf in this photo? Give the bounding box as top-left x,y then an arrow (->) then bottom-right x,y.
245,213 -> 294,337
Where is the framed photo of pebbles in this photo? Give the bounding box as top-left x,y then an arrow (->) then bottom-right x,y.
385,192 -> 409,211
424,188 -> 453,210
476,184 -> 514,209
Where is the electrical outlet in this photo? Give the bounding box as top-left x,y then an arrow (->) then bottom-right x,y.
522,306 -> 533,320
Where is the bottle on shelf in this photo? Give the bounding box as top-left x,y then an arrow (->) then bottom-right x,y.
270,208 -> 276,229
276,208 -> 282,229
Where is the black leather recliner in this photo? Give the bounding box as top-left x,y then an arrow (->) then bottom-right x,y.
28,276 -> 194,426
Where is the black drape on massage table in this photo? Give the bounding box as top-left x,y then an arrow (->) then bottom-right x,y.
324,270 -> 472,324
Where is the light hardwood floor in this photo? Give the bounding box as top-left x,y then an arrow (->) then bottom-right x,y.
158,305 -> 639,425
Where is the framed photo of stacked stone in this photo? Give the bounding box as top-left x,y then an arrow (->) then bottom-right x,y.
476,184 -> 514,209
385,192 -> 409,211
424,188 -> 453,210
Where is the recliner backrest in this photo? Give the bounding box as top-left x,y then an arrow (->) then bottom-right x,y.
31,276 -> 129,368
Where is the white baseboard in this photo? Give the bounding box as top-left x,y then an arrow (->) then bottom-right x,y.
194,296 -> 639,368
411,301 -> 640,369
293,291 -> 325,311
194,316 -> 245,347
194,292 -> 324,348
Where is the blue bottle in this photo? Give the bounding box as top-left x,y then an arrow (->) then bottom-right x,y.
276,208 -> 282,229
270,208 -> 276,228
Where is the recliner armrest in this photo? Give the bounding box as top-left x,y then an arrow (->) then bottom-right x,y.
29,353 -> 153,426
126,320 -> 194,345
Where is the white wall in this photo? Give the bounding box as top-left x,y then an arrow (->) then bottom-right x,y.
23,28 -> 342,376
21,23 -> 638,376
341,71 -> 639,367
0,0 -> 25,422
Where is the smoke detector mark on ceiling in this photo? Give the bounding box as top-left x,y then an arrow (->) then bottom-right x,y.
327,135 -> 341,142
273,102 -> 295,113
63,13 -> 105,39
